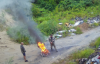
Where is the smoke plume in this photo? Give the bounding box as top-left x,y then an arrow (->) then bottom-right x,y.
0,0 -> 44,44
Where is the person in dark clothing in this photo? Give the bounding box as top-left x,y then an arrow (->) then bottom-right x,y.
49,35 -> 58,52
20,42 -> 28,62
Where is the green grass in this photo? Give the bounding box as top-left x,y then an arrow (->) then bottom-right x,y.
72,48 -> 94,59
90,37 -> 100,48
74,27 -> 83,34
93,23 -> 99,27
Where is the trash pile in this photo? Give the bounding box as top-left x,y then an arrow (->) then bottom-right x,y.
87,16 -> 100,24
73,16 -> 100,26
54,30 -> 67,38
55,16 -> 100,38
78,46 -> 100,64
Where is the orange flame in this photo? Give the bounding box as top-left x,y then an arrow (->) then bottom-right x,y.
38,42 -> 49,55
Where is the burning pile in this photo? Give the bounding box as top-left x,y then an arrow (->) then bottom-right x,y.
38,42 -> 50,56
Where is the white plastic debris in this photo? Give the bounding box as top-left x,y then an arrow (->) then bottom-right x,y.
59,23 -> 63,25
71,33 -> 76,36
73,21 -> 80,26
56,30 -> 67,33
86,55 -> 99,64
69,29 -> 76,32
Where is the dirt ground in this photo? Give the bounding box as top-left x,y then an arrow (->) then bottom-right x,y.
78,22 -> 89,32
0,26 -> 100,64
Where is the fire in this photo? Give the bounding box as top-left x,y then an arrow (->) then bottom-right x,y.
38,42 -> 50,55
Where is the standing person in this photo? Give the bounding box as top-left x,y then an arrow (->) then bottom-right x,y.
49,34 -> 58,52
20,42 -> 28,62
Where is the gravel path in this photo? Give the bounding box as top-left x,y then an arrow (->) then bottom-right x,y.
0,26 -> 100,64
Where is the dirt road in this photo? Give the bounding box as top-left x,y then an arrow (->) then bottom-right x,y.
0,26 -> 100,64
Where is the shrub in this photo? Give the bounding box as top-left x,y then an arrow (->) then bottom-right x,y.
58,0 -> 93,11
31,4 -> 42,17
31,4 -> 49,18
88,24 -> 93,28
62,31 -> 69,37
74,27 -> 82,34
98,22 -> 100,26
7,27 -> 35,45
38,20 -> 58,36
35,0 -> 62,11
83,18 -> 88,23
70,21 -> 75,24
92,0 -> 100,5
91,37 -> 100,48
93,23 -> 99,27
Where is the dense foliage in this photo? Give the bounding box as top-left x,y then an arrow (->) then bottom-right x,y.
32,0 -> 100,36
38,20 -> 58,36
34,0 -> 100,11
35,0 -> 62,11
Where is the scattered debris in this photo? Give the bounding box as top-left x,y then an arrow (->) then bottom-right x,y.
70,33 -> 76,36
54,30 -> 67,38
86,55 -> 99,64
56,30 -> 67,34
73,21 -> 81,27
69,29 -> 76,32
78,46 -> 100,64
54,34 -> 62,38
87,16 -> 100,24
79,58 -> 87,64
98,46 -> 100,49
65,23 -> 72,27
